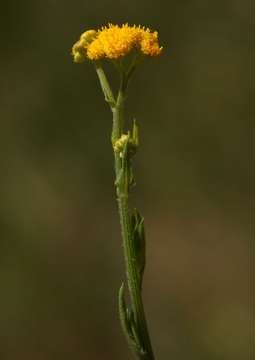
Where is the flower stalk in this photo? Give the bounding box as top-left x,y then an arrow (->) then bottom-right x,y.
71,23 -> 162,360
95,63 -> 155,359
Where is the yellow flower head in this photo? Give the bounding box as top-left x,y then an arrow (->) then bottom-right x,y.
72,23 -> 163,62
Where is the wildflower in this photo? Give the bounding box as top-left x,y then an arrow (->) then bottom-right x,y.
72,23 -> 162,62
71,22 -> 161,360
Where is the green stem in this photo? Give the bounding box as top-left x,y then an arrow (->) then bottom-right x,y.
112,76 -> 126,178
95,62 -> 116,107
95,64 -> 155,360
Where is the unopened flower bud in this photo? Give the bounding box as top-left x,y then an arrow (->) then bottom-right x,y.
71,30 -> 98,63
113,133 -> 138,158
80,30 -> 97,43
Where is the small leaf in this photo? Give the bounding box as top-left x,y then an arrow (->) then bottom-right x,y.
131,209 -> 146,287
118,283 -> 142,356
129,310 -> 147,359
115,137 -> 130,192
118,283 -> 132,336
132,119 -> 139,148
129,311 -> 142,348
129,167 -> 136,189
115,168 -> 124,188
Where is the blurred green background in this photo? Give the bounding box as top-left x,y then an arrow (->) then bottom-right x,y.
1,0 -> 255,359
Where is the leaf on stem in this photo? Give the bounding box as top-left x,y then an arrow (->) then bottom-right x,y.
118,283 -> 145,357
131,209 -> 146,289
132,119 -> 139,148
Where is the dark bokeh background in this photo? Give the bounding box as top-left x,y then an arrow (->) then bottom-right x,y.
1,1 -> 255,359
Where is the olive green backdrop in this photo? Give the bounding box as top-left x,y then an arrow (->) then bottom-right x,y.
1,0 -> 255,359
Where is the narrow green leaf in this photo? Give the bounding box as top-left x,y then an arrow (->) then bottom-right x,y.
129,311 -> 147,359
131,209 -> 146,287
129,311 -> 142,348
115,168 -> 124,188
118,283 -> 142,357
118,283 -> 131,336
122,141 -> 131,193
132,119 -> 139,148
129,167 -> 136,189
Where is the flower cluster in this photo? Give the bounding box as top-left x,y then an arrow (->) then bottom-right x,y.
72,23 -> 162,63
